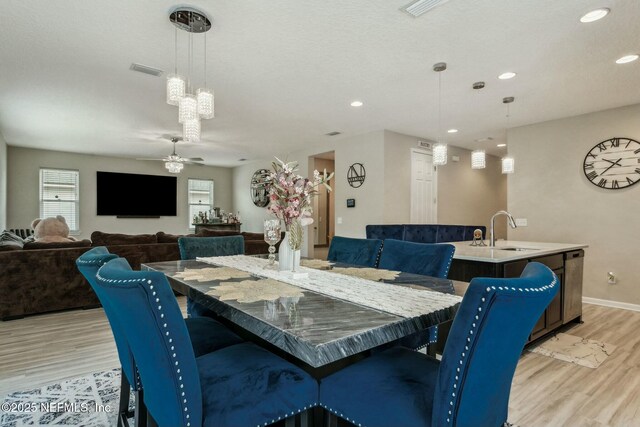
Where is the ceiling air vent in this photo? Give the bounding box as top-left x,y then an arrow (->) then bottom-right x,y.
402,0 -> 451,17
129,63 -> 164,77
325,131 -> 341,136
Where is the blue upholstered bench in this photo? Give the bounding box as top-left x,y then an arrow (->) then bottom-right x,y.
365,224 -> 486,244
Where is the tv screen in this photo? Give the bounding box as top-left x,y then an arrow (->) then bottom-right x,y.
97,171 -> 177,216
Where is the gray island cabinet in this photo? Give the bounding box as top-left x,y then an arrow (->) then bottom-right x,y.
447,241 -> 587,343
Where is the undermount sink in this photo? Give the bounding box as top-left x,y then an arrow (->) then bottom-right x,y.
497,247 -> 539,252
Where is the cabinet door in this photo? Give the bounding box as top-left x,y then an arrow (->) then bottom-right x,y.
545,271 -> 563,329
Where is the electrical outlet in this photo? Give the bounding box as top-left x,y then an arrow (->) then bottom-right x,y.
515,218 -> 528,227
337,217 -> 343,225
607,272 -> 616,284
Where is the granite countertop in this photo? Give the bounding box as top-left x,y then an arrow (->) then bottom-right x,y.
450,240 -> 588,263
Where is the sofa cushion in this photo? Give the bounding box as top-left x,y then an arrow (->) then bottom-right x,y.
436,225 -> 466,243
365,225 -> 404,240
0,230 -> 24,251
156,231 -> 198,243
403,225 -> 439,244
24,239 -> 92,250
91,231 -> 158,246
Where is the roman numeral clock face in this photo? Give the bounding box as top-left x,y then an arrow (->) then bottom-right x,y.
583,138 -> 640,190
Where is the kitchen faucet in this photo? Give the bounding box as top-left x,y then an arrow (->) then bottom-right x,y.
490,210 -> 517,247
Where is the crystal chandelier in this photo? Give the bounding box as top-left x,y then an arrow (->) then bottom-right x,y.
166,8 -> 214,143
502,157 -> 515,174
432,62 -> 448,166
165,161 -> 184,174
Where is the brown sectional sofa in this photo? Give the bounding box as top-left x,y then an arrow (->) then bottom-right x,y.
0,230 -> 275,320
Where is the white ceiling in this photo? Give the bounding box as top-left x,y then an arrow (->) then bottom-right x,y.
1,0 -> 639,166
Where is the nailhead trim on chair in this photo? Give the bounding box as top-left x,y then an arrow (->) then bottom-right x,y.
443,251 -> 454,277
444,276 -> 557,425
257,403 -> 318,427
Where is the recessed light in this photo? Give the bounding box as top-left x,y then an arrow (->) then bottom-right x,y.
498,72 -> 516,80
616,54 -> 639,64
350,101 -> 363,107
497,143 -> 507,148
447,129 -> 458,133
580,8 -> 610,23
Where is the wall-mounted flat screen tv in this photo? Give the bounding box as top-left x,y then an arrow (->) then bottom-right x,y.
97,171 -> 177,217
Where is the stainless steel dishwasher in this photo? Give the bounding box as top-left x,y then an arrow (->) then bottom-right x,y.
563,250 -> 584,324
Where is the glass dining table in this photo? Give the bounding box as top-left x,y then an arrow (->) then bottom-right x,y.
141,255 -> 466,377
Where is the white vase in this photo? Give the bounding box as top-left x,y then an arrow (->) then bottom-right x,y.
278,232 -> 301,272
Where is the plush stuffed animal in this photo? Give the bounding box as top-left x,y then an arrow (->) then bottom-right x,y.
31,216 -> 77,243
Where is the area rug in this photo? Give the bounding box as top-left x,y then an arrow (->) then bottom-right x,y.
0,369 -> 130,427
528,332 -> 616,368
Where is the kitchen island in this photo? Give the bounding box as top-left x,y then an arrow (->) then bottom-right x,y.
448,240 -> 587,342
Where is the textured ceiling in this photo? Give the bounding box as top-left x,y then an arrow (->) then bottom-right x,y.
0,0 -> 638,166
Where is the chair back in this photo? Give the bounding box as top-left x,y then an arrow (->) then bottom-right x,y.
327,236 -> 383,267
76,247 -> 137,389
432,262 -> 558,427
95,257 -> 203,427
178,235 -> 245,260
378,239 -> 455,278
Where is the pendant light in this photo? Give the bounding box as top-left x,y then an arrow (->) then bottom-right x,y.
197,29 -> 215,119
501,97 -> 515,174
432,62 -> 448,166
166,26 -> 186,105
471,150 -> 486,169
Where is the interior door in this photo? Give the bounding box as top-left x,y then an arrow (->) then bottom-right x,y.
411,149 -> 436,223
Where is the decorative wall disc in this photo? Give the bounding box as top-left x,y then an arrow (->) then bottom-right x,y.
347,163 -> 366,188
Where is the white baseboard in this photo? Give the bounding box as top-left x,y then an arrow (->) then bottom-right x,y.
583,297 -> 640,313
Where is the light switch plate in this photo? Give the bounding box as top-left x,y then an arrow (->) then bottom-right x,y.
337,217 -> 343,224
515,218 -> 528,227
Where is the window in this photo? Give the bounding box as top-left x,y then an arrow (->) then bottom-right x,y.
188,179 -> 214,229
39,168 -> 80,233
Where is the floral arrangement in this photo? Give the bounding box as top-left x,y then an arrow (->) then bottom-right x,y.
267,157 -> 334,250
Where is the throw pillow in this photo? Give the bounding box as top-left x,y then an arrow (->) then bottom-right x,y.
0,230 -> 24,251
23,239 -> 92,250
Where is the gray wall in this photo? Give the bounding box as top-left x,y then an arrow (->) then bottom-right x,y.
508,103 -> 640,305
0,133 -> 6,230
7,147 -> 233,240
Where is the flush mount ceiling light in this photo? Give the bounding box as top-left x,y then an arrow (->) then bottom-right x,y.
432,62 -> 448,166
616,54 -> 639,64
166,7 -> 215,143
447,129 -> 458,133
498,72 -> 516,80
471,150 -> 486,169
350,101 -> 364,107
580,8 -> 610,23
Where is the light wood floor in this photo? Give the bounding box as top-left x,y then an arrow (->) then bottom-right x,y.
1,302 -> 639,426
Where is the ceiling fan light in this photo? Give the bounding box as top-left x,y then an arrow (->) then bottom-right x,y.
183,118 -> 201,143
166,74 -> 186,106
502,157 -> 515,174
471,150 -> 486,169
165,161 -> 184,174
433,143 -> 448,166
179,94 -> 198,123
197,88 -> 215,119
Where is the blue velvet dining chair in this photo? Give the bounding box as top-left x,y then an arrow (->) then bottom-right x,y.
95,256 -> 318,427
378,239 -> 456,351
178,235 -> 245,317
319,262 -> 558,427
76,247 -> 243,427
378,239 -> 455,278
327,236 -> 383,267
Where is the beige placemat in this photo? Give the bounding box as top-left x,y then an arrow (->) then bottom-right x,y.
331,267 -> 400,281
528,332 -> 616,369
173,267 -> 251,282
207,279 -> 305,303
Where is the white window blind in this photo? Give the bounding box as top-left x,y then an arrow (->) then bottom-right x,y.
188,179 -> 214,229
39,168 -> 80,233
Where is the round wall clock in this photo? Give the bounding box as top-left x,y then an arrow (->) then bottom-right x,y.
583,137 -> 640,190
347,163 -> 366,188
250,169 -> 271,207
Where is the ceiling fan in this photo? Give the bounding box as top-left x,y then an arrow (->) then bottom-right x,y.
136,137 -> 204,173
